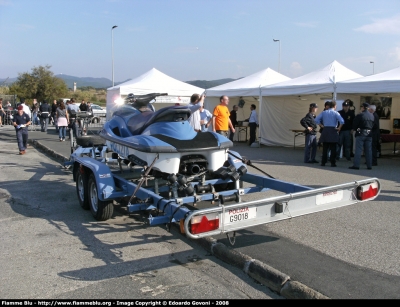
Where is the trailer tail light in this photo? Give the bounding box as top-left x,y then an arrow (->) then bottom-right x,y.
357,182 -> 379,200
190,213 -> 219,234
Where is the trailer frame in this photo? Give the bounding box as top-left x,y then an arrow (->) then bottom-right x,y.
65,141 -> 381,240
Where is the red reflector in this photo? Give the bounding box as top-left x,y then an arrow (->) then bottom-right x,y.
190,215 -> 219,235
357,182 -> 378,200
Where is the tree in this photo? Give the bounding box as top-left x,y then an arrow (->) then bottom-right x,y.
9,65 -> 68,104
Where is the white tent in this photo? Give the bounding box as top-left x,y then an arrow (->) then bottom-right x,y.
336,65 -> 400,94
258,60 -> 363,147
335,65 -> 400,132
261,60 -> 363,97
106,68 -> 204,119
205,67 -> 290,97
204,68 -> 291,141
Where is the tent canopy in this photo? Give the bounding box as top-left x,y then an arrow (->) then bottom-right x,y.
106,68 -> 205,118
203,68 -> 291,141
261,60 -> 363,96
205,68 -> 291,97
336,65 -> 400,94
258,61 -> 363,147
108,67 -> 204,96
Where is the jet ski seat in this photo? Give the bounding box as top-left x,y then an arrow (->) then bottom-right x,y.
127,106 -> 191,136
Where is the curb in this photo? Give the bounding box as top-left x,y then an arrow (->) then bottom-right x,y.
196,236 -> 329,299
29,138 -> 330,300
29,139 -> 69,164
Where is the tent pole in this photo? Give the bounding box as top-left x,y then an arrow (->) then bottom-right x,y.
333,74 -> 337,101
257,86 -> 262,146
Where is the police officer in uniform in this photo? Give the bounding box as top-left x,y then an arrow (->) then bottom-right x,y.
349,102 -> 375,170
369,105 -> 380,166
337,100 -> 355,161
300,103 -> 319,163
315,100 -> 344,167
13,105 -> 31,155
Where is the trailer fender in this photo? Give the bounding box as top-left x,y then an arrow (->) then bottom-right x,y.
73,157 -> 117,201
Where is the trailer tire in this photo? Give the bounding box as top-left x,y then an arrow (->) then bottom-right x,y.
75,168 -> 89,210
88,174 -> 114,221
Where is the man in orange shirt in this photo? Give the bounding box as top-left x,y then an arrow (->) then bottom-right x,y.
212,95 -> 235,138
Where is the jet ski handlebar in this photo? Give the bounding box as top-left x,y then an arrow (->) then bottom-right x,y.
125,93 -> 168,105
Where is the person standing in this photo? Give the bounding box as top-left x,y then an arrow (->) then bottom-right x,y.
39,99 -> 51,132
337,100 -> 355,161
86,101 -> 93,113
78,99 -> 88,132
349,103 -> 375,170
199,105 -> 213,132
79,100 -> 88,112
248,104 -> 259,146
317,100 -> 332,148
31,99 -> 39,126
314,100 -> 344,167
13,105 -> 31,155
369,105 -> 380,166
0,102 -> 4,127
300,103 -> 319,163
212,95 -> 235,138
187,93 -> 205,132
19,98 -> 31,119
56,101 -> 69,141
229,105 -> 239,141
51,99 -> 58,130
67,99 -> 80,138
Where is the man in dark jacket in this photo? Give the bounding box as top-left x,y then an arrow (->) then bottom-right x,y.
13,105 -> 31,154
229,105 -> 238,141
349,103 -> 375,170
79,100 -> 88,112
300,103 -> 319,163
51,99 -> 58,130
39,99 -> 51,132
337,100 -> 355,161
369,105 -> 380,166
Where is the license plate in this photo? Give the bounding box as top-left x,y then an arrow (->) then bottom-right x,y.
224,206 -> 257,224
316,189 -> 343,205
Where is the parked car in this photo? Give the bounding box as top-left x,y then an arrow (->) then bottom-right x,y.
91,104 -> 106,117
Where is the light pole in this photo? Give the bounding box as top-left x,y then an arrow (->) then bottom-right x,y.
370,61 -> 374,74
112,25 -> 118,87
273,39 -> 281,73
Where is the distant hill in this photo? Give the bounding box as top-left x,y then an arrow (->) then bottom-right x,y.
55,74 -> 132,89
0,75 -> 130,89
0,77 -> 17,85
185,78 -> 240,89
0,76 -> 240,90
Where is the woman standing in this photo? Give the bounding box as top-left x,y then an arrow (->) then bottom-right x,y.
56,101 -> 69,141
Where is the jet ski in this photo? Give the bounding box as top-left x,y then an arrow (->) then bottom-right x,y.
100,93 -> 233,180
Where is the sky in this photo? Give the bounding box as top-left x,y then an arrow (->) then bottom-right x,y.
2,0 -> 400,83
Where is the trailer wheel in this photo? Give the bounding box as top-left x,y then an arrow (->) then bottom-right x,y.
75,168 -> 89,210
88,174 -> 114,221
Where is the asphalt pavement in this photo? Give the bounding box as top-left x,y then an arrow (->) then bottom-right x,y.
0,125 -> 281,300
1,123 -> 400,299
